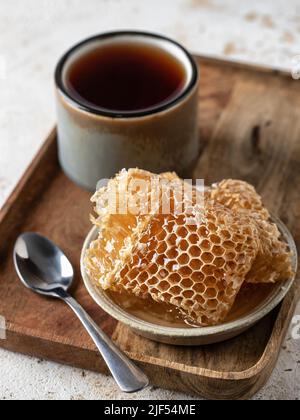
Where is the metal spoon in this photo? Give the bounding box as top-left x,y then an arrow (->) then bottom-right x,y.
13,232 -> 149,393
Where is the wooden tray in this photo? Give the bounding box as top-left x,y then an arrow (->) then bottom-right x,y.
0,57 -> 299,400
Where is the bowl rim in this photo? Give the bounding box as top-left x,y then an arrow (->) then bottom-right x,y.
80,215 -> 298,338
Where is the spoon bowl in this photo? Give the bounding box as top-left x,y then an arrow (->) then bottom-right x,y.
14,233 -> 74,297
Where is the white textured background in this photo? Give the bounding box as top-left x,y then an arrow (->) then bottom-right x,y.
0,0 -> 299,400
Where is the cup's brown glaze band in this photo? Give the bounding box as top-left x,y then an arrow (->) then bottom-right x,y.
55,31 -> 200,191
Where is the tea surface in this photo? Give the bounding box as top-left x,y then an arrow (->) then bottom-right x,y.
65,42 -> 187,113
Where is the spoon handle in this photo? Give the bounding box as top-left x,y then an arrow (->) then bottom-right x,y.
63,293 -> 149,393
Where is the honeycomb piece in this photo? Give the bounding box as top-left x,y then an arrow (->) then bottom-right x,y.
245,218 -> 293,283
209,179 -> 293,283
85,171 -> 293,327
85,169 -> 180,289
210,179 -> 269,220
114,207 -> 260,326
86,171 -> 261,326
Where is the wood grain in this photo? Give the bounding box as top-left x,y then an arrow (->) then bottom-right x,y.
0,57 -> 299,400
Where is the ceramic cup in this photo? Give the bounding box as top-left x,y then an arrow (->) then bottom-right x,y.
55,31 -> 200,191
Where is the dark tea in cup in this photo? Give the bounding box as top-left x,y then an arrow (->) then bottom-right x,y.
64,42 -> 188,114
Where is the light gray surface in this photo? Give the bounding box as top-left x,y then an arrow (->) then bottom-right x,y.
0,0 -> 299,400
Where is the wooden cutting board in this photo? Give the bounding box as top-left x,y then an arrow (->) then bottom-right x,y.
0,56 -> 299,400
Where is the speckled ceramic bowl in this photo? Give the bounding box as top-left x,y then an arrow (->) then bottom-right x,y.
81,215 -> 297,346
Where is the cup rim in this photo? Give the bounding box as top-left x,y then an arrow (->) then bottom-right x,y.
55,30 -> 199,119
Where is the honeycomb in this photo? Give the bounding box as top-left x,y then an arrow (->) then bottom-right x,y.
210,179 -> 270,220
209,179 -> 293,284
87,169 -> 180,290
245,218 -> 293,284
114,209 -> 260,326
85,169 -> 293,327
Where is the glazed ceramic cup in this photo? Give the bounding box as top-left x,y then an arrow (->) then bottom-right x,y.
55,31 -> 200,191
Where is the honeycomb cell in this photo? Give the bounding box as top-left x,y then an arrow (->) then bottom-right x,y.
128,268 -> 140,280
179,240 -> 189,252
157,242 -> 167,254
205,288 -> 217,299
179,266 -> 192,277
189,246 -> 201,258
199,226 -> 209,238
177,226 -> 188,238
187,223 -> 198,233
122,278 -> 130,287
223,240 -> 235,249
200,239 -> 211,251
202,265 -> 215,276
214,257 -> 226,268
226,261 -> 237,272
157,229 -> 167,241
191,272 -> 205,283
226,251 -> 236,260
178,253 -> 190,265
212,245 -> 225,257
207,223 -> 217,233
182,290 -> 195,299
167,233 -> 177,246
120,266 -> 129,277
237,253 -> 247,264
165,220 -> 176,233
162,293 -> 172,302
151,288 -> 160,296
139,271 -> 149,283
154,254 -> 164,266
201,252 -> 214,264
188,234 -> 199,245
209,234 -> 221,245
169,286 -> 182,295
166,261 -> 177,272
158,269 -> 168,279
218,290 -> 226,300
220,229 -> 231,240
172,296 -> 184,306
235,243 -> 243,253
232,234 -> 244,242
169,273 -> 181,284
203,315 -> 211,324
158,281 -> 170,292
166,248 -> 179,259
128,280 -> 138,289
193,283 -> 205,294
207,299 -> 218,309
216,280 -> 226,291
204,276 -> 219,288
190,259 -> 202,270
147,277 -> 159,286
213,269 -> 224,280
148,264 -> 159,275
194,295 -> 205,305
139,284 -> 148,294
185,299 -> 195,307
180,278 -> 193,288
176,214 -> 186,226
